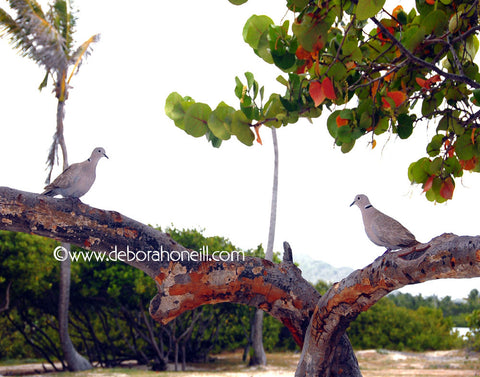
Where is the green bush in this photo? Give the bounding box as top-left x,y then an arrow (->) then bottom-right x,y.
466,309 -> 480,351
348,298 -> 462,351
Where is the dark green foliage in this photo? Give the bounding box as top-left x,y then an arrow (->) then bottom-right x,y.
466,309 -> 480,351
348,297 -> 463,351
0,227 -> 296,365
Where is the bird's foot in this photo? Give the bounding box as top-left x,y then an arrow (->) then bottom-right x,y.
397,244 -> 431,258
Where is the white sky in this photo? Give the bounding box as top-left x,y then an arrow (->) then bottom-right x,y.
1,0 -> 479,299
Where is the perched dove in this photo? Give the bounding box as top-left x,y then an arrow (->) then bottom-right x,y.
350,194 -> 419,252
42,147 -> 108,198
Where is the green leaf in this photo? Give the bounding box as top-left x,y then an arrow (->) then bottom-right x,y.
329,62 -> 348,81
355,0 -> 386,21
184,103 -> 211,137
245,72 -> 255,90
205,130 -> 222,148
408,157 -> 431,183
455,134 -> 475,160
397,113 -> 413,139
287,0 -> 309,10
271,50 -> 296,70
208,102 -> 234,140
243,15 -> 274,50
235,76 -> 244,99
422,10 -> 447,36
426,134 -> 444,157
404,25 -> 426,52
327,110 -> 341,138
292,14 -> 328,52
264,94 -> 285,127
228,0 -> 248,4
165,92 -> 194,130
231,110 -> 254,145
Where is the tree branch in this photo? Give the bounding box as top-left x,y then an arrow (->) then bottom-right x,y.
0,187 -> 315,345
371,17 -> 480,89
0,281 -> 12,313
296,234 -> 480,376
2,186 -> 479,377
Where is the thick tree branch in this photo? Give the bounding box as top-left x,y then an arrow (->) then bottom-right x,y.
0,187 -> 315,343
2,186 -> 479,377
296,234 -> 480,377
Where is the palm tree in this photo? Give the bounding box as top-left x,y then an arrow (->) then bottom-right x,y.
0,0 -> 99,176
0,0 -> 98,371
249,127 -> 279,366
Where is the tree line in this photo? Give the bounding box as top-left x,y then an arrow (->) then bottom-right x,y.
0,228 -> 479,370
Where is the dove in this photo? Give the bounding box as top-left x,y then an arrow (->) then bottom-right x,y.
350,194 -> 419,252
42,147 -> 108,198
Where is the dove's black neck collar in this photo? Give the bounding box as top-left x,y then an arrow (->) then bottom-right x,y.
364,204 -> 373,209
87,158 -> 91,162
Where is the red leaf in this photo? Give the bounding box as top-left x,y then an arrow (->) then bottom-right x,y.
440,177 -> 455,200
459,156 -> 478,170
322,77 -> 336,100
309,81 -> 326,107
416,77 -> 427,88
423,175 -> 434,193
382,90 -> 406,108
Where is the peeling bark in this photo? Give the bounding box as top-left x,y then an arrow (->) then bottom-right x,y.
1,187 -> 480,377
296,235 -> 480,377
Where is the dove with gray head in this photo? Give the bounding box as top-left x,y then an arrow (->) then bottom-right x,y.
350,194 -> 419,252
42,147 -> 108,198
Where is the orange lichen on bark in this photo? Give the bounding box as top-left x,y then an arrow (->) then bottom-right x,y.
122,227 -> 138,238
476,249 -> 480,262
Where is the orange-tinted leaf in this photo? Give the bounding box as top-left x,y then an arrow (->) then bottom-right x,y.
423,175 -> 434,192
254,125 -> 263,145
336,115 -> 349,127
471,128 -> 476,145
296,45 -> 311,60
322,77 -> 336,100
426,0 -> 435,4
459,156 -> 478,170
345,61 -> 356,70
429,75 -> 441,83
384,72 -> 395,82
440,177 -> 454,200
372,139 -> 377,149
392,5 -> 403,18
382,90 -> 406,108
309,80 -> 326,107
416,77 -> 427,88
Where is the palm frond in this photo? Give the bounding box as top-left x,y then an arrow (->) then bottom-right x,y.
49,0 -> 76,51
2,0 -> 68,72
67,33 -> 100,84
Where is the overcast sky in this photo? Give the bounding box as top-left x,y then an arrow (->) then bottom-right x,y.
1,0 -> 479,299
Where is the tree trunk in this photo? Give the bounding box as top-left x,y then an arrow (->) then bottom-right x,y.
58,243 -> 92,371
54,96 -> 91,371
249,128 -> 278,366
1,187 -> 479,376
249,309 -> 266,366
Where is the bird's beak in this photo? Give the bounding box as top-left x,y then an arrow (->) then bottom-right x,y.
350,200 -> 355,207
104,153 -> 109,159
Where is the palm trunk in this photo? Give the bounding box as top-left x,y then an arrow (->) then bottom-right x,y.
59,244 -> 92,371
55,97 -> 91,371
249,127 -> 279,366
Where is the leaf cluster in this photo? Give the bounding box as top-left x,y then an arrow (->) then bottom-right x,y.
166,0 -> 480,202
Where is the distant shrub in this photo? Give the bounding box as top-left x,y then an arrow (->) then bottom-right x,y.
347,298 -> 462,351
466,309 -> 480,351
